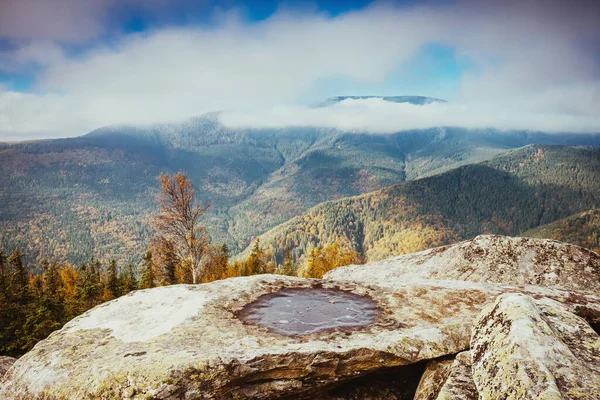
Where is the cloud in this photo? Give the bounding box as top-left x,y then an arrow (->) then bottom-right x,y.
0,0 -> 599,140
0,0 -> 211,42
219,97 -> 600,134
0,0 -> 113,42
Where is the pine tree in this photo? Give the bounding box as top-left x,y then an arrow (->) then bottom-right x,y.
247,239 -> 266,275
140,251 -> 155,289
281,247 -> 296,276
2,248 -> 31,355
9,248 -> 29,301
122,263 -> 138,293
104,259 -> 121,300
75,258 -> 103,312
0,251 -> 8,294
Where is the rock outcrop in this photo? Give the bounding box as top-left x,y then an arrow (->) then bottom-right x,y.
414,351 -> 477,400
471,293 -> 600,400
0,356 -> 16,378
325,235 -> 600,292
0,275 -> 483,399
1,236 -> 600,399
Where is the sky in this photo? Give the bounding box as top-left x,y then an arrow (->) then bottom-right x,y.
0,0 -> 599,140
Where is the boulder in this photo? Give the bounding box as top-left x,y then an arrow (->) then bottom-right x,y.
471,293 -> 600,399
325,235 -> 600,292
412,357 -> 454,399
0,275 -> 477,399
0,356 -> 16,378
414,351 -> 477,400
2,273 -> 599,400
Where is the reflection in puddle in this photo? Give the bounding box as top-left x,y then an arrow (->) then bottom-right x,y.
238,288 -> 381,335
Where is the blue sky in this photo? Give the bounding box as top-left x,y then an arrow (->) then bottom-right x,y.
0,0 -> 599,140
1,0 -> 460,97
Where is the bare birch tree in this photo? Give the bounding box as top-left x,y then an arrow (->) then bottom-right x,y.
152,172 -> 210,284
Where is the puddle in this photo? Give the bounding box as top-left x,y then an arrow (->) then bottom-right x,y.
238,288 -> 381,335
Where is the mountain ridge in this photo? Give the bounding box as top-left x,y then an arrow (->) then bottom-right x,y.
238,144 -> 600,264
2,101 -> 600,265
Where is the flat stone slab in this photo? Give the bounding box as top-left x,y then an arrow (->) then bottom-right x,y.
2,275 -> 600,399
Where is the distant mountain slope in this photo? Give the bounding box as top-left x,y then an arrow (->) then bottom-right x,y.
242,145 -> 600,263
2,104 -> 600,265
523,208 -> 600,253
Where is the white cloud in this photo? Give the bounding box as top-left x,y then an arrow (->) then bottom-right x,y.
219,97 -> 600,134
0,0 -> 599,140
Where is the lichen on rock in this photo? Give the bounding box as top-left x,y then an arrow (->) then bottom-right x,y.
2,235 -> 600,399
0,356 -> 16,378
471,293 -> 600,400
414,351 -> 477,400
325,235 -> 600,292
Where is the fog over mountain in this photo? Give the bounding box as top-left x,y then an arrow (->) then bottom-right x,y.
1,1 -> 599,140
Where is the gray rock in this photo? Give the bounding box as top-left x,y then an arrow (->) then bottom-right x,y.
2,273 -> 599,400
3,235 -> 600,399
325,235 -> 600,292
0,356 -> 16,378
471,293 -> 600,400
414,351 -> 477,400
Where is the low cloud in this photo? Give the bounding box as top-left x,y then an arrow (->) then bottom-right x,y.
0,0 -> 599,139
220,97 -> 600,134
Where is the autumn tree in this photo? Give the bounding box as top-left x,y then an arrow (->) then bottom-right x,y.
152,172 -> 210,284
246,239 -> 267,275
303,242 -> 363,278
203,244 -> 230,283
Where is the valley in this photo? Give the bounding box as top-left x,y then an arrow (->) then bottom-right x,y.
2,106 -> 600,266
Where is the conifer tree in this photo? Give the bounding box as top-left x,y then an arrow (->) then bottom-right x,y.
75,258 -> 103,312
140,251 -> 155,289
104,259 -> 121,300
281,247 -> 296,276
247,239 -> 266,275
9,248 -> 29,301
122,263 -> 138,293
0,251 -> 7,294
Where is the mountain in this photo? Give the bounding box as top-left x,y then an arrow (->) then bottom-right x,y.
241,145 -> 600,264
523,208 -> 600,253
2,102 -> 600,265
317,95 -> 447,107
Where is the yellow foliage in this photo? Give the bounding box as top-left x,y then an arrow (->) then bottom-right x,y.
302,242 -> 363,279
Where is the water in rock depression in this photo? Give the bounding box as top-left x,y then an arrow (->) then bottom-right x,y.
238,288 -> 381,335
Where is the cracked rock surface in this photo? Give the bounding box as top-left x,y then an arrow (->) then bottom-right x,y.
326,235 -> 600,292
414,351 -> 477,400
1,236 -> 599,399
471,293 -> 600,400
0,356 -> 16,378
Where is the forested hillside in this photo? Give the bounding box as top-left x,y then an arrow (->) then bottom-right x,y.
523,208 -> 600,253
243,145 -> 600,263
2,109 -> 600,266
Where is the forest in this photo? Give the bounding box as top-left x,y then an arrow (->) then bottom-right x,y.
2,145 -> 600,357
0,173 -> 361,357
248,145 -> 600,263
